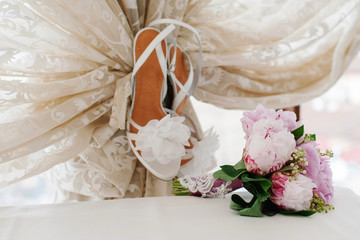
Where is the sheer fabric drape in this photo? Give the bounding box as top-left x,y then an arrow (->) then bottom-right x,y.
0,0 -> 359,201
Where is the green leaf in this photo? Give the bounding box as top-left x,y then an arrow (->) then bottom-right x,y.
220,165 -> 239,176
240,173 -> 272,202
241,173 -> 271,183
230,200 -> 243,211
231,194 -> 253,210
262,200 -> 316,217
309,134 -> 316,141
238,198 -> 263,217
296,211 -> 316,216
213,164 -> 246,181
213,159 -> 247,181
262,200 -> 278,216
241,173 -> 272,192
234,159 -> 246,170
291,125 -> 304,141
230,198 -> 244,211
278,209 -> 316,216
212,169 -> 237,181
231,193 -> 265,217
243,183 -> 270,202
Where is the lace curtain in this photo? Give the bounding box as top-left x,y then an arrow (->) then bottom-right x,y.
0,0 -> 359,201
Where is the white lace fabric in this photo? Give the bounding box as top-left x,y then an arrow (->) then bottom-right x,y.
0,0 -> 359,201
179,174 -> 232,198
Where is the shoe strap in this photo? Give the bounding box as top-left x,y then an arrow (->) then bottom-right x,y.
128,25 -> 176,131
165,37 -> 193,101
132,24 -> 176,78
168,46 -> 194,112
168,43 -> 194,91
126,117 -> 143,148
182,112 -> 201,141
131,25 -> 175,104
148,18 -> 202,96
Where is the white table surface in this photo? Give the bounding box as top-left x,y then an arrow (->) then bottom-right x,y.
0,187 -> 359,240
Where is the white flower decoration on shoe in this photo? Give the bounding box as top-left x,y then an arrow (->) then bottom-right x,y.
193,127 -> 219,164
179,127 -> 220,177
135,115 -> 191,165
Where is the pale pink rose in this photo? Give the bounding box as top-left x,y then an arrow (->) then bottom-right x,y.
299,141 -> 334,203
270,172 -> 316,211
243,118 -> 296,175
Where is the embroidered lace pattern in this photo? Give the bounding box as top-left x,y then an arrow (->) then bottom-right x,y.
0,0 -> 359,201
180,174 -> 232,198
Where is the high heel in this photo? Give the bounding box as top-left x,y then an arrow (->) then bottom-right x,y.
147,19 -> 219,176
126,25 -> 191,180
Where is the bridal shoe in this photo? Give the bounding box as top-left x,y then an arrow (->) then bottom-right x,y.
126,25 -> 191,180
147,19 -> 218,175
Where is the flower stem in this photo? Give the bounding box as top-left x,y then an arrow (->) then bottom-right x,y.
172,180 -> 191,196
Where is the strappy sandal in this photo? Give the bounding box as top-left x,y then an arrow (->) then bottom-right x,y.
126,25 -> 191,180
149,19 -> 220,176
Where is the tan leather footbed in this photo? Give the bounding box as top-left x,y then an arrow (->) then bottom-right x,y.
130,29 -> 167,135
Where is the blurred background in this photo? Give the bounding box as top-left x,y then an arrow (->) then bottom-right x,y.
0,54 -> 359,206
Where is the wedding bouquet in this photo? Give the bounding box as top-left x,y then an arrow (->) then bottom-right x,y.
173,105 -> 334,217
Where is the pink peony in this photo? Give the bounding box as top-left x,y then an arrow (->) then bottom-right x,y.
241,105 -> 277,139
275,109 -> 302,134
243,118 -> 296,176
241,105 -> 302,140
299,141 -> 334,203
270,172 -> 316,211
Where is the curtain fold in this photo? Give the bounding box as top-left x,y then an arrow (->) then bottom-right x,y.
0,0 -> 359,201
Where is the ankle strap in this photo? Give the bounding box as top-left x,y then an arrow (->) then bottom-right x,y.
167,44 -> 194,111
148,18 -> 202,95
